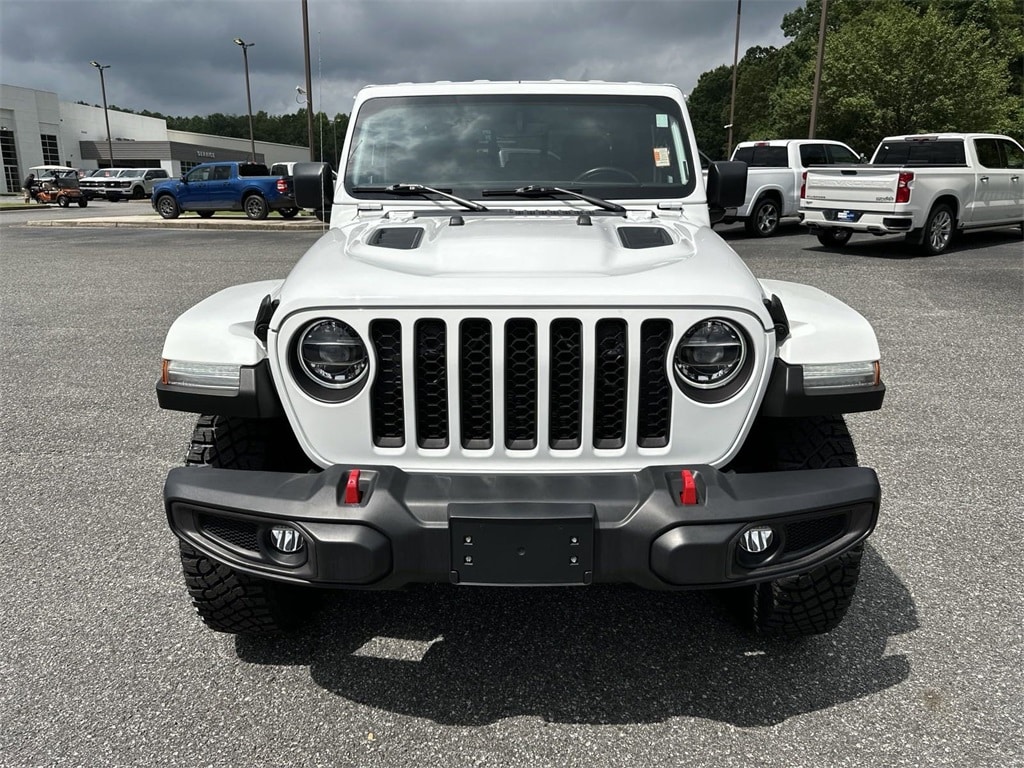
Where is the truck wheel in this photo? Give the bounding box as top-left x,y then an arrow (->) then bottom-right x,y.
816,229 -> 852,248
918,203 -> 955,255
77,198 -> 88,208
244,194 -> 270,220
178,415 -> 318,634
57,194 -> 70,208
745,196 -> 780,237
278,207 -> 300,219
132,185 -> 145,200
726,415 -> 865,637
156,194 -> 180,219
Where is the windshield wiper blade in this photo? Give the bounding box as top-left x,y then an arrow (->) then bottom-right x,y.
481,185 -> 626,213
351,183 -> 487,212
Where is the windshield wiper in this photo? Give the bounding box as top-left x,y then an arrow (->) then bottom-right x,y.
351,183 -> 488,212
481,185 -> 626,213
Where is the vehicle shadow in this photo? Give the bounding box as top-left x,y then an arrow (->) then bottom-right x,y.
803,227 -> 1022,259
235,544 -> 915,726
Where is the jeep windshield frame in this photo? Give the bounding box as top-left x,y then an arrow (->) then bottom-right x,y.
344,93 -> 697,203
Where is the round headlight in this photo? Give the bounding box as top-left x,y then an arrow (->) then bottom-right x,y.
297,320 -> 368,389
674,319 -> 746,389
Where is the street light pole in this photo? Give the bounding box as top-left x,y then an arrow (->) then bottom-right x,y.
233,38 -> 257,162
90,61 -> 114,168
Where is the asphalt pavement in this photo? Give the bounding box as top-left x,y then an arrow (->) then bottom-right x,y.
0,215 -> 1021,768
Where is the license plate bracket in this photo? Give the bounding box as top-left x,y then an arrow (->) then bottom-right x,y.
449,503 -> 595,586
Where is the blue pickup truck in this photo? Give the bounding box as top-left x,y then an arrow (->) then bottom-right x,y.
151,161 -> 299,220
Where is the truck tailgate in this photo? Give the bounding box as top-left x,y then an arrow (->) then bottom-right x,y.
802,167 -> 902,211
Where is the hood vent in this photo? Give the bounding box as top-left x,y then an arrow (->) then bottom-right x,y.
618,227 -> 672,249
370,227 -> 425,250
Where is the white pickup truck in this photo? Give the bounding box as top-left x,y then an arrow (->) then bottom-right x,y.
801,133 -> 1024,254
724,139 -> 862,237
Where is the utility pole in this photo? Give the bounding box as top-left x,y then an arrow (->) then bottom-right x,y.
233,38 -> 257,162
90,61 -> 114,168
302,0 -> 315,161
726,0 -> 741,157
809,0 -> 829,138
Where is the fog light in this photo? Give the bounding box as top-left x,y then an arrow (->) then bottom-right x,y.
269,526 -> 305,554
739,526 -> 774,554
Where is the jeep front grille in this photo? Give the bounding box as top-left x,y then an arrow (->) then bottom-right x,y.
368,315 -> 674,452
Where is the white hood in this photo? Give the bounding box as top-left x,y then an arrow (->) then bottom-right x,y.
275,212 -> 771,326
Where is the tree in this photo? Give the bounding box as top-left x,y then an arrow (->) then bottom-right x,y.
818,2 -> 1017,148
687,65 -> 733,158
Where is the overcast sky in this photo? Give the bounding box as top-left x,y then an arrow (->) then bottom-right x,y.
1,0 -> 803,118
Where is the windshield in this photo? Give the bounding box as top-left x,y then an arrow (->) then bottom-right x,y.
345,93 -> 696,201
118,169 -> 145,178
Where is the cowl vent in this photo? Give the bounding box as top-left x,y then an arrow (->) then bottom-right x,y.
370,227 -> 424,250
617,227 -> 672,249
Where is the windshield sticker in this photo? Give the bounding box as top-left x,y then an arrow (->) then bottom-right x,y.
655,114 -> 669,128
653,147 -> 671,167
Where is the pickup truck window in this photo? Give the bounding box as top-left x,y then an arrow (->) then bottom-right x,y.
975,138 -> 1024,169
799,144 -> 828,166
732,145 -> 789,167
213,166 -> 231,181
827,145 -> 860,164
238,163 -> 271,177
345,94 -> 696,200
187,166 -> 213,182
873,139 -> 967,166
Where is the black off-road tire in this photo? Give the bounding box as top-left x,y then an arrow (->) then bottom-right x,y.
57,194 -> 70,208
278,207 -> 300,219
816,228 -> 852,248
744,196 -> 781,237
726,415 -> 865,637
243,193 -> 270,220
180,541 -> 314,634
77,198 -> 88,208
132,185 -> 146,200
156,194 -> 180,219
178,415 -> 318,634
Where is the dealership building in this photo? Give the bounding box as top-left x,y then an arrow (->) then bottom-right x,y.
0,84 -> 310,194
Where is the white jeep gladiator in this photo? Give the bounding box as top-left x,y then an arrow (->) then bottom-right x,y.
158,81 -> 886,639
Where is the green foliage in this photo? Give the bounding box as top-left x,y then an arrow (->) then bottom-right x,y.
687,0 -> 1022,156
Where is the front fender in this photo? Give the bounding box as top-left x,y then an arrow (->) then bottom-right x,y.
759,279 -> 880,365
161,280 -> 283,365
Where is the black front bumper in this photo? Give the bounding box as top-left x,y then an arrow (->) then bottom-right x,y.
164,464 -> 879,590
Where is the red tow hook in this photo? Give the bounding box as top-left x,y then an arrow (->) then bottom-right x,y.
344,468 -> 362,504
680,469 -> 698,505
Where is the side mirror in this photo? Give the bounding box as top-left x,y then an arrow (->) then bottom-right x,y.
180,174 -> 188,183
706,160 -> 747,223
294,162 -> 334,212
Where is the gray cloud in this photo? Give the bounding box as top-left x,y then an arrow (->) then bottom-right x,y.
1,0 -> 801,118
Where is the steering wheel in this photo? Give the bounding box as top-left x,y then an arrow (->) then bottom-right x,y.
573,166 -> 640,183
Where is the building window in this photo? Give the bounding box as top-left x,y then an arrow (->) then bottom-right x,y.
41,134 -> 60,166
180,161 -> 199,173
1,130 -> 20,193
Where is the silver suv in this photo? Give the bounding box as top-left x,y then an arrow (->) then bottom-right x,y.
80,168 -> 170,201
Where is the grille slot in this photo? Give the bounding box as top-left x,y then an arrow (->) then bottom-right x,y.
199,515 -> 259,553
370,319 -> 405,447
365,314 -> 680,456
637,319 -> 673,448
548,319 -> 583,450
459,319 -> 493,449
593,319 -> 628,449
414,319 -> 449,449
504,319 -> 538,449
